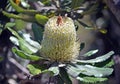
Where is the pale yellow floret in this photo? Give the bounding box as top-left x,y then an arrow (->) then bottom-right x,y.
40,16 -> 80,62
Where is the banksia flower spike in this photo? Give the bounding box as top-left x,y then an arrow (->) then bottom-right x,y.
40,16 -> 80,62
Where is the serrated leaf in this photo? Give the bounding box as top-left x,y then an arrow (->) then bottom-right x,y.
95,59 -> 114,68
48,66 -> 59,76
27,64 -> 41,75
103,59 -> 114,68
77,76 -> 107,83
76,51 -> 114,64
67,65 -> 113,78
12,47 -> 42,61
19,38 -> 39,54
59,67 -> 72,84
8,28 -> 40,54
35,14 -> 48,25
83,49 -> 98,57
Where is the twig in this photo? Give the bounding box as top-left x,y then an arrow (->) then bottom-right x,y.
8,57 -> 30,75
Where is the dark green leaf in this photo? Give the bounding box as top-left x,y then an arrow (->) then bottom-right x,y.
27,64 -> 41,75
80,43 -> 85,51
32,23 -> 43,43
59,67 -> 72,84
12,47 -> 42,61
77,76 -> 107,83
78,20 -> 93,29
83,49 -> 98,57
76,51 -> 114,64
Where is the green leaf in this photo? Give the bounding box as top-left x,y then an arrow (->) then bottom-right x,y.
10,36 -> 19,46
32,23 -> 43,43
12,47 -> 42,61
103,59 -> 114,68
8,28 -> 40,54
83,49 -> 98,57
5,22 -> 15,28
76,51 -> 114,64
80,43 -> 85,51
71,0 -> 84,9
77,76 -> 107,83
2,11 -> 36,22
27,64 -> 41,75
99,29 -> 107,34
59,67 -> 72,84
35,14 -> 48,25
9,0 -> 38,15
78,20 -> 93,29
48,66 -> 59,76
15,19 -> 26,30
95,59 -> 114,68
67,65 -> 113,78
18,38 -> 39,54
8,27 -> 21,39
22,33 -> 41,50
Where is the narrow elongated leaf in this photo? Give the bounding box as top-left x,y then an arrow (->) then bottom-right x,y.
12,47 -> 42,61
80,43 -> 85,51
76,51 -> 114,64
10,36 -> 19,46
67,65 -> 113,78
83,49 -> 98,57
59,67 -> 72,84
32,23 -> 43,43
27,64 -> 41,75
95,59 -> 114,68
22,33 -> 41,49
8,28 -> 40,54
78,20 -> 93,29
35,14 -> 48,25
48,66 -> 59,76
5,22 -> 15,28
18,39 -> 39,54
77,76 -> 107,83
9,0 -> 38,15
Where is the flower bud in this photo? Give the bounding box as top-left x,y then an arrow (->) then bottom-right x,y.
40,16 -> 80,62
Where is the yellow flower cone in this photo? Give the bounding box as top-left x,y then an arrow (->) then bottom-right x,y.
40,16 -> 80,62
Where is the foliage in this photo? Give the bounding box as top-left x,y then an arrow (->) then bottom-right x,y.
1,0 -> 115,84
